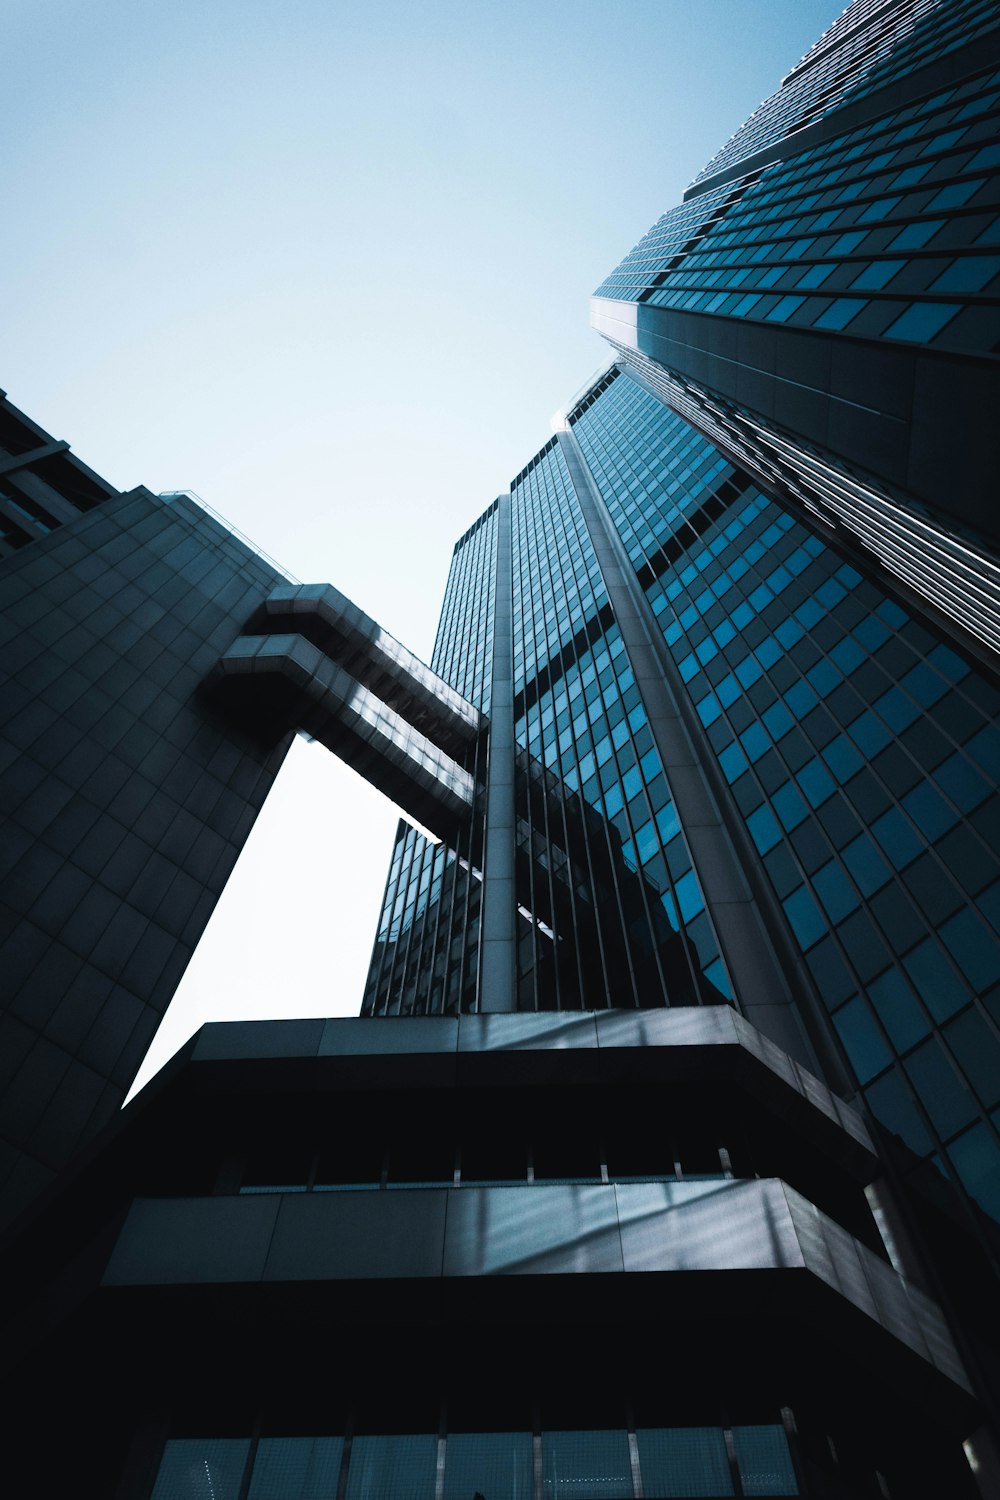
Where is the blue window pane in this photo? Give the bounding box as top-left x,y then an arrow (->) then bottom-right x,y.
748,804 -> 782,855
822,734 -> 864,780
541,1429 -> 633,1499
928,642 -> 970,682
153,1440 -> 251,1500
850,257 -> 906,290
906,1039 -> 977,1140
249,1438 -> 345,1499
635,820 -> 659,865
623,765 -> 643,800
444,1433 -> 534,1500
870,808 -> 923,869
945,1010 -> 1000,1109
829,231 -> 866,254
930,255 -> 1000,293
939,909 -> 1000,992
636,1428 -> 732,1498
834,998 -> 892,1084
732,1426 -> 798,1497
967,725 -> 1000,780
841,834 -> 891,896
813,297 -> 868,330
773,783 -> 809,831
675,869 -> 704,921
848,712 -> 891,756
873,686 -> 919,731
656,802 -> 680,842
928,178 -> 984,210
718,675 -> 740,707
346,1435 -> 438,1500
720,743 -> 749,781
697,693 -> 722,727
889,219 -> 945,250
704,956 -> 733,1000
869,968 -> 928,1051
865,1071 -> 934,1156
901,782 -> 957,840
934,752 -> 990,812
740,723 -> 770,762
903,938 -> 968,1023
813,861 -> 860,923
786,680 -> 818,718
968,144 -> 1000,171
765,295 -> 806,322
783,886 -> 826,948
762,701 -> 794,740
796,262 -> 836,289
883,302 -> 961,343
797,759 -> 837,807
830,636 -> 864,674
949,1123 -> 1000,1220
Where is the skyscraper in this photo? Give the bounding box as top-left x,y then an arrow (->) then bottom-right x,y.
2,1 -> 1000,1496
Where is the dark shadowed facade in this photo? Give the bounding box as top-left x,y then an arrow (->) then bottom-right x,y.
1,2 -> 1000,1496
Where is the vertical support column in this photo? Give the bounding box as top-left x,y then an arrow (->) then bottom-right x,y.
478,493 -> 517,1012
558,426 -> 833,1075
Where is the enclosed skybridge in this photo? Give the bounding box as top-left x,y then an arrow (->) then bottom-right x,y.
215,582 -> 482,838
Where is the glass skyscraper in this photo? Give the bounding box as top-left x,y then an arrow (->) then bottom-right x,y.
366,0 -> 1000,1243
2,1 -> 1000,1495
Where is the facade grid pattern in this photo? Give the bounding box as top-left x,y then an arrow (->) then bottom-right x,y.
571,370 -> 1000,1222
363,503 -> 498,1016
510,441 -> 729,1011
598,64 -> 1000,356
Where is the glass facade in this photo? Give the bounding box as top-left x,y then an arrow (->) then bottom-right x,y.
569,367 -> 1000,1222
365,435 -> 733,1016
689,0 -> 998,190
509,439 -> 729,1011
597,58 -> 1000,357
151,1424 -> 798,1500
0,485 -> 292,1223
364,503 -> 497,1016
365,344 -> 1000,1236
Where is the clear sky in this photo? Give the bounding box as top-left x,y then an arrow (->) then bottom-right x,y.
5,0 -> 843,1094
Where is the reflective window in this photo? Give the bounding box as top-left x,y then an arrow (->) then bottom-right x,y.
635,1427 -> 733,1497
883,301 -> 961,342
444,1432 -> 534,1500
249,1438 -> 345,1499
812,297 -> 868,329
151,1440 -> 251,1500
732,1425 -> 798,1496
541,1429 -> 633,1499
345,1435 -> 438,1500
850,258 -> 906,289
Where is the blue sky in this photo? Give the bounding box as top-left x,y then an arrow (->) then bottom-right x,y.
4,0 -> 843,1088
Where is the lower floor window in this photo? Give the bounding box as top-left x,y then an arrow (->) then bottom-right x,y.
151,1424 -> 797,1499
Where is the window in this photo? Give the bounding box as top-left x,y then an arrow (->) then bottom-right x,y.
152,1440 -> 251,1500
888,218 -> 945,250
850,257 -> 906,289
812,297 -> 869,329
635,1428 -> 733,1497
541,1430 -> 633,1499
929,254 -> 1000,292
883,301 -> 960,342
249,1438 -> 345,1499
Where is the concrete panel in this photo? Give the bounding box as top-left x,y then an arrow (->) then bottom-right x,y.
617,1178 -> 803,1273
443,1184 -> 623,1276
103,1195 -> 279,1285
457,1012 -> 600,1053
264,1189 -> 448,1281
